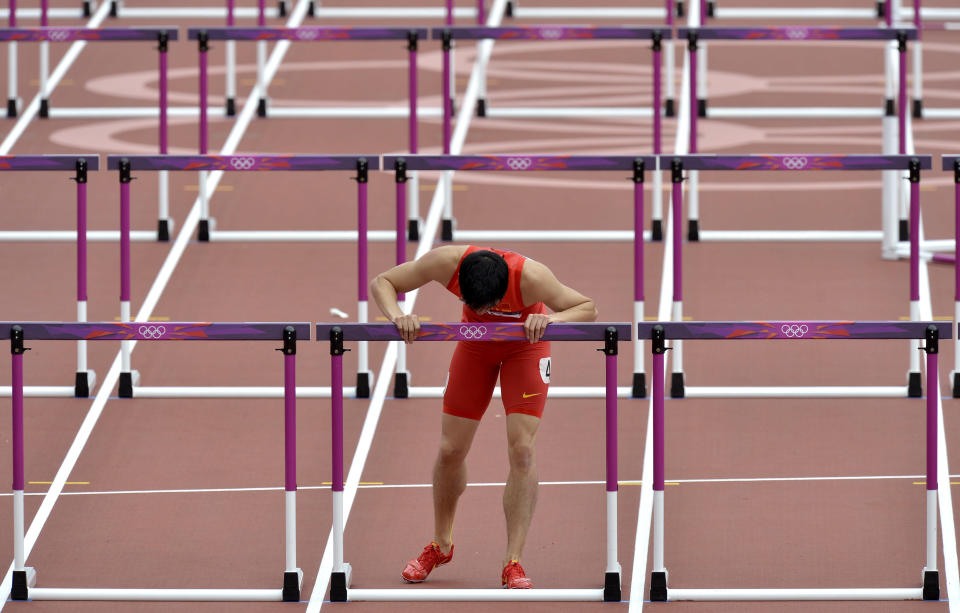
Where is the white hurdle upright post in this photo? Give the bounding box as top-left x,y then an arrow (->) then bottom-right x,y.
6,0 -> 16,118
9,326 -> 34,600
321,322 -> 629,603
280,325 -> 303,601
645,320 -> 946,603
117,159 -> 137,398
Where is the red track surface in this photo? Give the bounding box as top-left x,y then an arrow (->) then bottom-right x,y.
0,0 -> 958,611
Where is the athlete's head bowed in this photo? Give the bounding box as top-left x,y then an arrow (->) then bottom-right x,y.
458,249 -> 508,313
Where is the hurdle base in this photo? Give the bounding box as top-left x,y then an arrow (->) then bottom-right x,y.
707,0 -> 715,17
650,570 -> 668,602
356,371 -> 372,398
477,98 -> 487,117
899,219 -> 908,242
876,0 -> 885,18
109,0 -> 119,17
441,219 -> 456,242
225,98 -> 236,117
7,98 -> 17,118
307,1 -> 316,17
282,568 -> 302,602
408,218 -> 420,242
670,372 -> 685,398
74,370 -> 96,398
11,567 -> 37,601
505,1 -> 515,18
698,99 -> 707,118
394,371 -> 410,398
198,218 -> 215,242
913,99 -> 923,119
664,98 -> 675,118
651,219 -> 663,241
119,370 -> 140,398
676,0 -> 684,17
885,98 -> 895,117
278,0 -> 287,17
257,98 -> 268,118
953,371 -> 960,398
157,218 -> 172,242
907,371 -> 922,398
604,571 -> 621,602
687,219 -> 699,241
632,372 -> 647,398
923,569 -> 939,601
39,99 -> 50,119
330,564 -> 352,602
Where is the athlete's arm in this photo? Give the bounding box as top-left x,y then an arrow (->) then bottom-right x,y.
369,245 -> 465,343
519,260 -> 598,343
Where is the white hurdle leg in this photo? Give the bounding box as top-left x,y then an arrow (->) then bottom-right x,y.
881,112 -> 898,259
913,40 -> 923,117
910,299 -> 920,388
358,301 -> 370,389
954,301 -> 960,390
671,301 -> 683,396
120,300 -> 133,382
688,170 -> 699,240
633,300 -> 645,394
652,160 -> 663,239
407,171 -> 420,239
285,490 -> 297,573
443,170 -> 454,239
697,42 -> 707,117
665,38 -> 675,116
13,490 -> 24,572
226,40 -> 237,115
39,41 -> 49,116
158,170 -> 171,240
257,40 -> 268,115
7,41 -> 17,117
395,299 -> 411,396
926,489 -> 938,574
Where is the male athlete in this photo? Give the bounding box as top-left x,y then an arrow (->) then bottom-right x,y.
370,245 -> 598,589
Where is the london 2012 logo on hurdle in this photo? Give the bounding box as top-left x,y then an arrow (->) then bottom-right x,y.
138,325 -> 167,340
781,156 -> 809,170
506,157 -> 533,170
47,29 -> 73,42
230,157 -> 257,170
459,325 -> 487,340
780,323 -> 809,338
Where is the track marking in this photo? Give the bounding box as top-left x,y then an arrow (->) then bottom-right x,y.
184,184 -> 234,192
27,482 -> 88,486
113,316 -> 169,322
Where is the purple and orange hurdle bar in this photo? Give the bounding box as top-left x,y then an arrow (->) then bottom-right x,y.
3,322 -> 308,602
383,154 -> 655,399
641,320 -> 948,603
664,154 -> 933,398
431,26 -> 671,156
318,322 -> 629,602
0,155 -> 99,397
105,154 -> 378,398
186,27 -> 428,152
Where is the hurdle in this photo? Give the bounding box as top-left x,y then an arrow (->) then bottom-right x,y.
675,26 -> 917,250
664,154 -> 932,399
1,2 -> 92,24
0,155 -> 100,398
643,320 -> 948,602
3,321 -> 308,601
383,154 -> 655,398
941,156 -> 960,397
0,25 -> 180,241
319,321 -> 630,602
105,154 -> 379,397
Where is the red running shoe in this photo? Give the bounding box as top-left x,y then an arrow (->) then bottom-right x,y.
401,542 -> 454,583
501,560 -> 533,589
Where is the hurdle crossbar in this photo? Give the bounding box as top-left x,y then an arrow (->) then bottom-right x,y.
383,154 -> 655,398
105,154 -> 379,398
0,155 -> 99,397
4,322 -> 308,602
664,154 -> 933,399
642,320 -> 947,603
319,322 -> 629,603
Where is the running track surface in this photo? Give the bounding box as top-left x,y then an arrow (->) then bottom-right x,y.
0,0 -> 958,611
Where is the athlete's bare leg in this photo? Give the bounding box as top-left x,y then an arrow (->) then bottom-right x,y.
433,412 -> 481,554
502,412 -> 540,565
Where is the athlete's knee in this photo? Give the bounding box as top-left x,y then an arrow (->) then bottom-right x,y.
437,437 -> 470,466
507,438 -> 536,472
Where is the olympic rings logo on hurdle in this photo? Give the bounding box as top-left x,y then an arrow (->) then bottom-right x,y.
230,157 -> 257,170
506,157 -> 533,170
47,30 -> 72,42
459,325 -> 487,339
782,156 -> 809,170
785,27 -> 810,40
538,28 -> 564,40
138,325 -> 167,339
780,324 -> 809,338
295,29 -> 319,40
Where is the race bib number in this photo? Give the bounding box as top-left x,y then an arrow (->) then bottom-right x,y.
539,357 -> 551,384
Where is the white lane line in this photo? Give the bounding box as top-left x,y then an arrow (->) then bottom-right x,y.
304,2 -> 508,610
0,1 -> 312,608
5,473 -> 953,498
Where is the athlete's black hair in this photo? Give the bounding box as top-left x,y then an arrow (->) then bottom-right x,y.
459,250 -> 509,311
